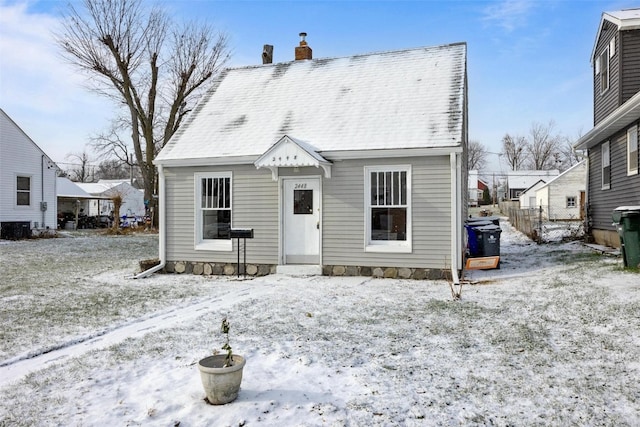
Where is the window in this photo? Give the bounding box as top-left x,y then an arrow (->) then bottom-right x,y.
602,141 -> 611,190
566,196 -> 576,208
599,48 -> 609,93
195,172 -> 232,251
628,125 -> 638,176
365,165 -> 411,253
16,176 -> 31,206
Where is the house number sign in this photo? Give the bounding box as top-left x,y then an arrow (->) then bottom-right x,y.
294,183 -> 307,189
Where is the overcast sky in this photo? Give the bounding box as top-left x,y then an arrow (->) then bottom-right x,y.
0,0 -> 636,172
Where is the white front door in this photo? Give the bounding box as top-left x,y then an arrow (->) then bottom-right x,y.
283,178 -> 320,264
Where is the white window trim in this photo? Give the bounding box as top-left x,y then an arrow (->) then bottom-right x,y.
364,165 -> 412,253
194,172 -> 233,252
602,141 -> 611,190
15,174 -> 32,208
627,125 -> 638,176
566,196 -> 577,208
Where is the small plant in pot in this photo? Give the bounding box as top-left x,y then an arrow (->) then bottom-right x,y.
198,317 -> 246,405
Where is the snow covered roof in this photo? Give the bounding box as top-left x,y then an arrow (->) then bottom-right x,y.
155,43 -> 467,166
536,161 -> 586,190
507,170 -> 559,190
76,181 -> 139,196
591,8 -> 640,63
56,177 -> 96,199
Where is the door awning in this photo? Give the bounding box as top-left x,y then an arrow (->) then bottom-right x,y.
254,135 -> 332,181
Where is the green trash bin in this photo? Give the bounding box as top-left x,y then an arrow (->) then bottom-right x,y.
612,207 -> 640,268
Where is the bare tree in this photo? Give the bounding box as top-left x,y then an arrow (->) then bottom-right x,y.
95,159 -> 130,181
500,133 -> 527,170
55,0 -> 230,224
65,150 -> 93,182
526,120 -> 562,170
559,129 -> 585,169
468,140 -> 488,171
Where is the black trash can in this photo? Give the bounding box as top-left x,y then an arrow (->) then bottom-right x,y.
476,224 -> 502,258
612,207 -> 640,268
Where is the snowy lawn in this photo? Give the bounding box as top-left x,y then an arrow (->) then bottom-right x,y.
1,222 -> 639,426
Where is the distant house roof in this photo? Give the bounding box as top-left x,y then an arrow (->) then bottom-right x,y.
536,161 -> 586,190
76,181 -> 140,196
507,170 -> 560,190
57,177 -> 107,199
155,43 -> 467,166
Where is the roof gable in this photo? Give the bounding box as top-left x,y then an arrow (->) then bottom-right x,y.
254,135 -> 331,180
591,8 -> 640,63
156,43 -> 467,166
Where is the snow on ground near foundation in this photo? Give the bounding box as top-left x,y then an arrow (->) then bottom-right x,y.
1,222 -> 639,426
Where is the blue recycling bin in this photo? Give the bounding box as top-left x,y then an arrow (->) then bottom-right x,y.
465,219 -> 491,257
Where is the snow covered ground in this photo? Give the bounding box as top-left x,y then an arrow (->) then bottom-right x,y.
1,222 -> 639,426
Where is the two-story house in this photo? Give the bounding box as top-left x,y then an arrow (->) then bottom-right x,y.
574,9 -> 640,247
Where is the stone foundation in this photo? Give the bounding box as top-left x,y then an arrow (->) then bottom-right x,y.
159,261 -> 447,280
323,265 -> 449,280
163,261 -> 276,276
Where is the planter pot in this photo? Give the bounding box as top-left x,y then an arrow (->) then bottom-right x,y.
198,354 -> 246,405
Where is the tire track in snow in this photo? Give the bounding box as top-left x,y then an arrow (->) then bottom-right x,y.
0,282 -> 273,387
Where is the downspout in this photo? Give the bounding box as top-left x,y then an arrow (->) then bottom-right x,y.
134,164 -> 166,278
41,155 -> 45,229
450,152 -> 461,285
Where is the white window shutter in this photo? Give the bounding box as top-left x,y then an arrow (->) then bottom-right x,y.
595,56 -> 600,74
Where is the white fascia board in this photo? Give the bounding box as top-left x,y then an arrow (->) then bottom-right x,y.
321,146 -> 463,161
574,92 -> 640,150
154,155 -> 258,167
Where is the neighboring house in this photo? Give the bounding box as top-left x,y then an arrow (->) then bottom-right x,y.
506,170 -> 559,200
535,161 -> 587,220
147,40 -> 468,280
468,170 -> 489,206
57,177 -> 110,229
518,179 -> 547,209
0,108 -> 58,238
574,9 -> 640,247
76,180 -> 145,219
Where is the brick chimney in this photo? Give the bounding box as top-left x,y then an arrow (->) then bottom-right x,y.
262,44 -> 273,64
295,32 -> 312,60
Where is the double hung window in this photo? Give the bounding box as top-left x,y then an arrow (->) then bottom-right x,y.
16,176 -> 31,206
195,172 -> 232,251
365,165 -> 411,253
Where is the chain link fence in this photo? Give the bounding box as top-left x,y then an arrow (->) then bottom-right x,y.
502,204 -> 584,244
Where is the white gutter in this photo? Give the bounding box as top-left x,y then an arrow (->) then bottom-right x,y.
450,152 -> 461,285
134,164 -> 166,279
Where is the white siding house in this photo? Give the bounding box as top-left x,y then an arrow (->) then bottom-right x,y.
518,180 -> 547,209
146,41 -> 468,281
0,109 -> 58,238
76,180 -> 145,219
535,161 -> 587,220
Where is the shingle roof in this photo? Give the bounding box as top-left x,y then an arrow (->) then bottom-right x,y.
155,43 -> 467,165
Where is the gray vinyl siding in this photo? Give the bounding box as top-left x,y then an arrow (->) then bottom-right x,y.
594,24 -> 620,125
164,155 -> 455,269
164,164 -> 279,264
587,123 -> 640,232
620,29 -> 640,104
322,156 -> 452,269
